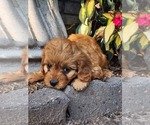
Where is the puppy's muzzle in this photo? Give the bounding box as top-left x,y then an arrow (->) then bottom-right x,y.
50,80 -> 58,87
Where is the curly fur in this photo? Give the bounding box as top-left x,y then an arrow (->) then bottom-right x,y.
28,34 -> 112,91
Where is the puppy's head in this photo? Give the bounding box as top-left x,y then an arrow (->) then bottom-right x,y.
42,38 -> 92,90
41,38 -> 78,89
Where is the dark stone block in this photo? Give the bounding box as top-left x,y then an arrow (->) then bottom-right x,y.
61,14 -> 80,25
64,2 -> 80,15
29,88 -> 70,125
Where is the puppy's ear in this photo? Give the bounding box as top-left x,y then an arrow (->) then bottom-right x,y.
77,57 -> 92,82
43,65 -> 48,73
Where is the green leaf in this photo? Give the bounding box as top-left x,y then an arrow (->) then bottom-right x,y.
75,24 -> 80,34
93,26 -> 105,39
107,18 -> 113,25
79,5 -> 87,24
123,34 -> 139,51
107,0 -> 115,10
86,0 -> 95,19
98,17 -> 108,25
98,0 -> 103,6
105,34 -> 115,51
122,13 -> 137,19
115,35 -> 122,50
104,22 -> 115,44
138,35 -> 150,50
76,23 -> 91,35
122,21 -> 139,43
118,31 -> 122,41
126,18 -> 135,25
81,0 -> 85,7
84,18 -> 89,26
143,30 -> 150,41
103,13 -> 114,19
106,48 -> 114,61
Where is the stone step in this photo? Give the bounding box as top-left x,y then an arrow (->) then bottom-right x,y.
0,76 -> 150,124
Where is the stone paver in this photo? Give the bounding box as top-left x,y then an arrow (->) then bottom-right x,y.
29,88 -> 70,125
0,88 -> 28,125
65,77 -> 122,121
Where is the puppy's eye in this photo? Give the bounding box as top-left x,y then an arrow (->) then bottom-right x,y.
63,67 -> 71,74
47,64 -> 52,70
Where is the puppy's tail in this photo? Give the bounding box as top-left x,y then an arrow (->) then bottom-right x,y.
0,71 -> 26,83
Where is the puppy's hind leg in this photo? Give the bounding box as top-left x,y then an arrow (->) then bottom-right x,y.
91,66 -> 104,80
102,69 -> 113,81
91,66 -> 112,81
28,70 -> 44,84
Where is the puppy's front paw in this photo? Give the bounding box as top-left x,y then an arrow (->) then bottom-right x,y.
28,74 -> 38,84
28,72 -> 44,84
102,69 -> 113,81
103,69 -> 113,78
72,79 -> 89,91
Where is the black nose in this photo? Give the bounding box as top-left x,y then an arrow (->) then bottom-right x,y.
50,80 -> 58,87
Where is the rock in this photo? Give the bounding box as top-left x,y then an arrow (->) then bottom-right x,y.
122,76 -> 150,114
122,77 -> 150,125
65,77 -> 122,121
29,88 -> 70,125
1,76 -> 149,125
64,1 -> 80,15
0,88 -> 28,125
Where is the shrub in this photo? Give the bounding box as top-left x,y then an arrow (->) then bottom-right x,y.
76,0 -> 150,66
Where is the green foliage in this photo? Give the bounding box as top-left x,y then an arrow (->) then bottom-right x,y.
76,0 -> 150,63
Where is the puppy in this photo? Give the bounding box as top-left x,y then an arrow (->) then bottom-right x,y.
28,34 -> 112,91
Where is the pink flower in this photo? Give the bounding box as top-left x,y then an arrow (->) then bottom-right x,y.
136,14 -> 150,26
113,13 -> 122,26
95,3 -> 100,9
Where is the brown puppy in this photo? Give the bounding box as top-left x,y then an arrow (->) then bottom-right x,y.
28,34 -> 112,91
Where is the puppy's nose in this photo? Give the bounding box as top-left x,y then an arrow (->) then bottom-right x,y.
50,80 -> 58,87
